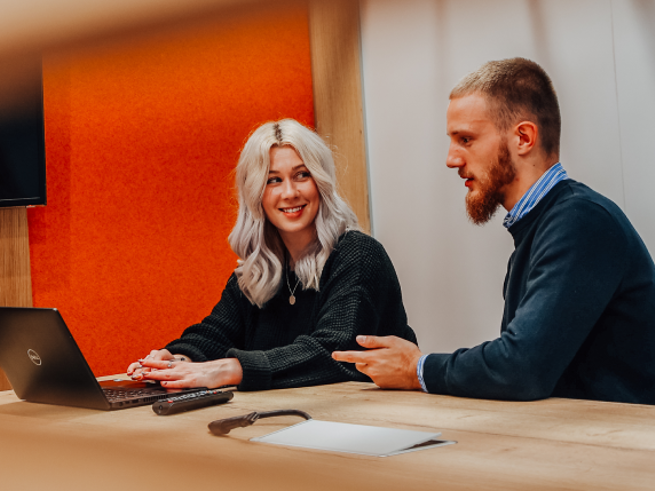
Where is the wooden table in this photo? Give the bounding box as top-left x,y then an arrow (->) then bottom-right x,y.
1,381 -> 654,490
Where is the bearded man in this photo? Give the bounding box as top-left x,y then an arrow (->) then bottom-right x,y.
333,57 -> 655,405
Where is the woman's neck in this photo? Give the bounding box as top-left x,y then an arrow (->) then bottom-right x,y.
281,227 -> 317,269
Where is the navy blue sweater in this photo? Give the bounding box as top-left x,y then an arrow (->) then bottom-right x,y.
424,180 -> 655,404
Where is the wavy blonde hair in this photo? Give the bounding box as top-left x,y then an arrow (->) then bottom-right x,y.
228,119 -> 359,307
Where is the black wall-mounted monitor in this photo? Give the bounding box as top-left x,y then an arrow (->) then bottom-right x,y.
0,57 -> 47,208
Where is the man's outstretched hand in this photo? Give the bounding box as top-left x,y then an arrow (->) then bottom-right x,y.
333,335 -> 424,390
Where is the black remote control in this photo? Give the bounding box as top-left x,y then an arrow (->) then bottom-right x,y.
152,389 -> 233,415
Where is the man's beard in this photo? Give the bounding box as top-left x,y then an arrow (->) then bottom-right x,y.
464,141 -> 516,225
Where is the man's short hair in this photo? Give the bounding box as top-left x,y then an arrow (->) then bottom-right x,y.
450,57 -> 561,158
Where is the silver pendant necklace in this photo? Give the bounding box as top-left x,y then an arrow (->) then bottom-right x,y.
286,267 -> 301,305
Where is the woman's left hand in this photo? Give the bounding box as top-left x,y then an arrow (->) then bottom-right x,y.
137,357 -> 243,389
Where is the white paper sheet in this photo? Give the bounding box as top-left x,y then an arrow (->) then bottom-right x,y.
250,419 -> 455,457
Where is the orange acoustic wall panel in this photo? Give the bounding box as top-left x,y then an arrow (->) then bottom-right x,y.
27,3 -> 315,376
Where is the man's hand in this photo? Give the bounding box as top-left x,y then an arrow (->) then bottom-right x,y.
332,335 -> 423,390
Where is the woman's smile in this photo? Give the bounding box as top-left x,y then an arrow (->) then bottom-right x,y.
281,204 -> 306,215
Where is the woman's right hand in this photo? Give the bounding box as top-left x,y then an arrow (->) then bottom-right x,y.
127,349 -> 175,379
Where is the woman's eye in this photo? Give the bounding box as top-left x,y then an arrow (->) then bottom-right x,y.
296,171 -> 311,180
267,177 -> 281,185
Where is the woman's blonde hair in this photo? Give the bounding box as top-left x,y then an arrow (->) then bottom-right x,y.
228,119 -> 359,307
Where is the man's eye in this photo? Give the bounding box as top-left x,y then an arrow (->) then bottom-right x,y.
461,137 -> 471,144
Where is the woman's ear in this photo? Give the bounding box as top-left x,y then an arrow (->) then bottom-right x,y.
514,121 -> 538,156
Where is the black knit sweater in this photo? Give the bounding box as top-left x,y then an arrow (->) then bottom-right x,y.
165,231 -> 417,391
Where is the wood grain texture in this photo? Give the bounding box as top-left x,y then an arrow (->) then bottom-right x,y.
1,381 -> 654,490
0,207 -> 33,390
309,0 -> 370,233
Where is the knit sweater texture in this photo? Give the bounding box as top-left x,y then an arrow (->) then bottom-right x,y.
424,180 -> 655,404
166,231 -> 417,391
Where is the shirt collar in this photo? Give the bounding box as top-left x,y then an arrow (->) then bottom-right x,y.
503,162 -> 568,229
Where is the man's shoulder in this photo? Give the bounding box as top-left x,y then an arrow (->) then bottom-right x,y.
541,179 -> 625,225
531,179 -> 640,254
511,179 -> 619,236
548,178 -> 613,206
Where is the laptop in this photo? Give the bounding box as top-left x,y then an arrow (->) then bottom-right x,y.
0,306 -> 203,410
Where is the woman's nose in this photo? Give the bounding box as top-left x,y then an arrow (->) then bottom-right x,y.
281,179 -> 299,198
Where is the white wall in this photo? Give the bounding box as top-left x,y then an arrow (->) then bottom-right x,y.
360,0 -> 655,353
613,1 -> 655,250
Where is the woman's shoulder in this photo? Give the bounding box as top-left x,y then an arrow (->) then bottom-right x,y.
334,230 -> 387,255
336,229 -> 384,248
320,230 -> 400,293
328,230 -> 393,270
223,271 -> 251,302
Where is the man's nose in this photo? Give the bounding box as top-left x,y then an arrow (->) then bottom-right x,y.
446,144 -> 463,168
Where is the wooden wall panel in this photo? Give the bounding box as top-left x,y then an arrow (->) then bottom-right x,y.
0,207 -> 33,390
309,0 -> 370,233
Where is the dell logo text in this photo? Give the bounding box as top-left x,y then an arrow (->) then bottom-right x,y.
27,349 -> 42,366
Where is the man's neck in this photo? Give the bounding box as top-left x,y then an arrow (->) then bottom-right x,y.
501,162 -> 568,230
502,158 -> 559,211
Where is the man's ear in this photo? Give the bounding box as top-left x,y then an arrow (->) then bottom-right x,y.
513,121 -> 538,156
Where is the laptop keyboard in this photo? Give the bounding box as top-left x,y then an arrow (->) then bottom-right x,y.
103,387 -> 168,402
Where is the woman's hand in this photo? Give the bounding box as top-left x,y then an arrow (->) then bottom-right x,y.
135,357 -> 243,389
127,349 -> 190,380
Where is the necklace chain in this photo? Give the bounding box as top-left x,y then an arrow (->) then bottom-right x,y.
286,267 -> 301,305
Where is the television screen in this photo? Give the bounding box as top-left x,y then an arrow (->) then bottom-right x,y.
0,57 -> 46,208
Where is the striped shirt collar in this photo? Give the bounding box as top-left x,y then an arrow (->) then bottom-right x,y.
503,162 -> 568,229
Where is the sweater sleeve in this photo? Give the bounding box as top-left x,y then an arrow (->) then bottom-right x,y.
423,198 -> 627,400
227,232 -> 417,391
164,274 -> 246,362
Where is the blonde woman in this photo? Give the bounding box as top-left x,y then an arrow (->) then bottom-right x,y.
127,119 -> 416,390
